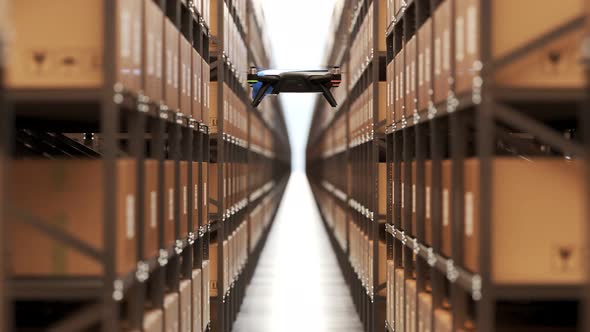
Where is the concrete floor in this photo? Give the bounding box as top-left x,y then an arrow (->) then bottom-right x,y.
232,172 -> 363,332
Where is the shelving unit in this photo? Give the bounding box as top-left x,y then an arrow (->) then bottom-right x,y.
308,1 -> 590,332
206,0 -> 290,331
307,0 -> 388,331
0,0 -> 290,331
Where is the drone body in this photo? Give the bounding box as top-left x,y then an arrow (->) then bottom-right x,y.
248,67 -> 342,107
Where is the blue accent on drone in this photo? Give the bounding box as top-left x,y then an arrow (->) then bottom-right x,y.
251,81 -> 273,100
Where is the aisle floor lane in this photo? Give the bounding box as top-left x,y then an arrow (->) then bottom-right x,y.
232,172 -> 363,332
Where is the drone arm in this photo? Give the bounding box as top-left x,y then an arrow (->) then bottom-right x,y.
252,82 -> 273,107
318,83 -> 338,107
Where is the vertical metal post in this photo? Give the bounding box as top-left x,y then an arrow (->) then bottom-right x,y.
476,0 -> 494,331
101,0 -> 119,331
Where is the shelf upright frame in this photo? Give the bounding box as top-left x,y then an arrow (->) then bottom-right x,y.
476,0 -> 493,330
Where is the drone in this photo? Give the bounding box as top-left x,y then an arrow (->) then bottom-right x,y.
247,66 -> 342,108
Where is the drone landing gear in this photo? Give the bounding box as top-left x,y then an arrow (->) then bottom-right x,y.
318,84 -> 338,107
252,82 -> 273,107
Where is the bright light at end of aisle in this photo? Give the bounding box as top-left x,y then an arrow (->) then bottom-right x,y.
259,0 -> 339,171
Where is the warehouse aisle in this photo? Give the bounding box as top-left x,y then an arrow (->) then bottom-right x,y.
232,172 -> 363,332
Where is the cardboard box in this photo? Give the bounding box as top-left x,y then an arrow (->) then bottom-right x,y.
191,162 -> 199,231
394,51 -> 404,123
202,260 -> 210,331
164,292 -> 180,332
144,0 -> 164,102
495,26 -> 585,89
180,161 -> 189,238
9,159 -> 136,276
192,50 -> 203,121
433,0 -> 452,104
418,292 -> 432,332
6,0 -> 142,92
193,0 -> 202,17
424,161 -> 432,246
143,309 -> 164,332
209,0 -> 220,53
164,18 -> 180,111
394,268 -> 405,332
378,241 -> 387,296
180,36 -> 192,117
405,279 -> 417,332
179,280 -> 191,332
164,160 -> 175,247
418,19 -> 433,113
379,162 -> 387,216
202,59 -> 210,126
209,82 -> 218,133
405,36 -> 417,118
209,241 -> 218,297
464,158 -> 586,284
202,161 -> 208,225
387,62 -> 394,126
441,160 -> 452,257
208,163 -> 218,215
434,309 -> 452,332
377,0 -> 386,53
145,160 -> 160,258
386,261 -> 394,327
192,269 -> 202,332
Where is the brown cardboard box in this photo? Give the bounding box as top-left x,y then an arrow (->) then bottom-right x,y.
193,0 -> 202,17
405,279 -> 417,332
387,62 -> 394,126
223,239 -> 229,295
424,161 -> 432,246
143,309 -> 164,332
202,161 -> 208,225
9,159 -> 136,276
145,160 -> 160,258
418,19 -> 433,113
202,260 -> 210,331
386,261 -> 394,326
405,36 -> 417,119
495,27 -> 585,89
192,269 -> 202,332
454,0 -> 478,95
180,161 -> 189,238
394,51 -> 404,123
377,0 -> 386,52
418,292 -> 432,332
192,50 -> 203,121
377,82 -> 387,132
191,162 -> 199,231
208,163 -> 218,215
209,82 -> 218,133
441,160 -> 452,257
434,309 -> 452,332
209,242 -> 218,297
410,161 -> 416,235
202,59 -> 210,126
164,292 -> 180,332
491,0 -> 584,59
180,36 -> 192,117
378,241 -> 387,296
164,18 -> 180,111
164,160 -> 175,247
145,0 -> 164,103
433,0 -> 452,104
379,162 -> 387,216
394,268 -> 405,332
209,0 -> 219,52
6,0 -> 142,93
464,158 -> 586,284
179,280 -> 191,332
